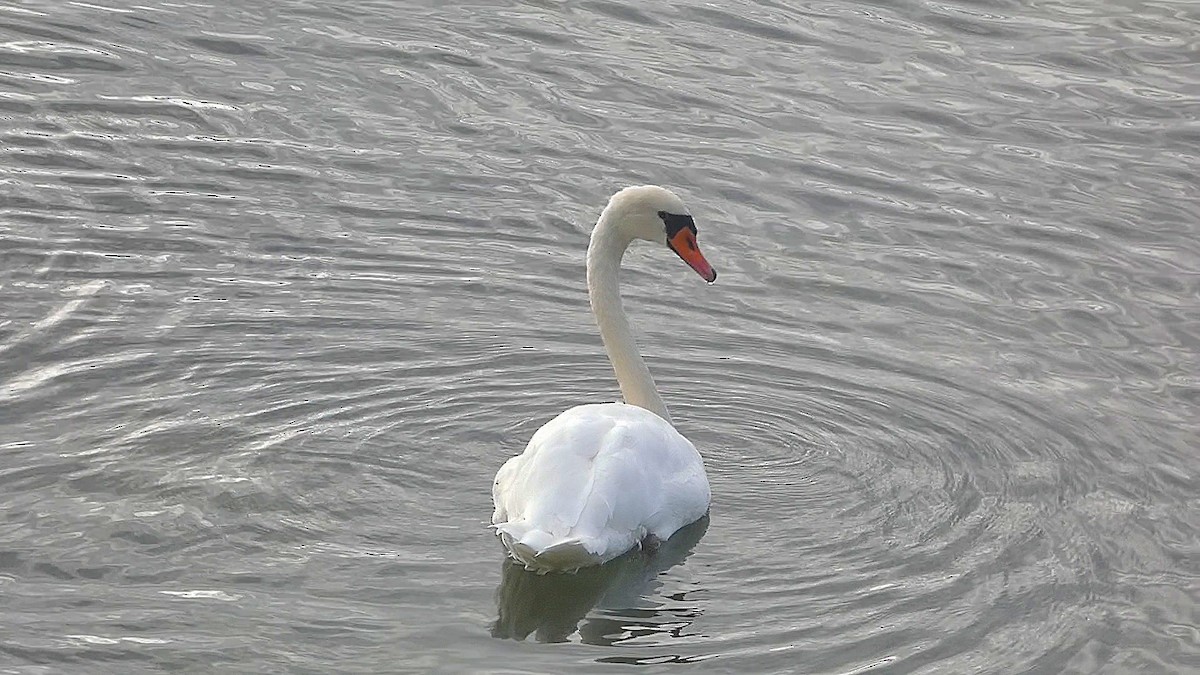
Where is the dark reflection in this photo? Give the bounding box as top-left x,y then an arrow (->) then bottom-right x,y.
491,516 -> 709,644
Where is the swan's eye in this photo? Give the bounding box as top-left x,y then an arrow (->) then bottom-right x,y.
658,211 -> 697,238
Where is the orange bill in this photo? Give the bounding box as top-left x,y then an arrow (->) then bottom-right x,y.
668,228 -> 717,283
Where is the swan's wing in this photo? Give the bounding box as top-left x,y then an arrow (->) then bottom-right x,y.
493,406 -> 618,536
590,412 -> 710,541
492,403 -> 709,570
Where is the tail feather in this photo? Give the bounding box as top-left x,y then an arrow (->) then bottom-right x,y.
494,521 -> 602,573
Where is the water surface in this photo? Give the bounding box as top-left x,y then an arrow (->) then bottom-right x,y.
1,0 -> 1197,672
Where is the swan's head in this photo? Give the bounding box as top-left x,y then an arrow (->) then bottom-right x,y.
602,185 -> 717,283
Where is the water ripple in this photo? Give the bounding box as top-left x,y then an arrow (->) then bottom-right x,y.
0,0 -> 1196,672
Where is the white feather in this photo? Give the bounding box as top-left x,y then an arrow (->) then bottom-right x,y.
493,403 -> 710,572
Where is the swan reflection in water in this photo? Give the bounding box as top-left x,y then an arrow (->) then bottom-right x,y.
491,516 -> 708,644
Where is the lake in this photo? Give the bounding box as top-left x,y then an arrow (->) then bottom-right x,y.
1,0 -> 1197,672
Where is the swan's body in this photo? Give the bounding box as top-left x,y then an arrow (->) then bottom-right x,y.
492,403 -> 709,572
492,186 -> 718,573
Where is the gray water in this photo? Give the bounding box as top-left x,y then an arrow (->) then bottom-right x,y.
1,0 -> 1197,672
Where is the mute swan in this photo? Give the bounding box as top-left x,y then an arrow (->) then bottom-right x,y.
492,185 -> 717,574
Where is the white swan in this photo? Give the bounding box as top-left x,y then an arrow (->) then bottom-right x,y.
492,185 -> 717,574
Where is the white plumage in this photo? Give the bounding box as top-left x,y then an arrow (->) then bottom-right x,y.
492,403 -> 711,572
491,186 -> 718,573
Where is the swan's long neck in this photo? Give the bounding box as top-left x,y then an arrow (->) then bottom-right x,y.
586,211 -> 673,425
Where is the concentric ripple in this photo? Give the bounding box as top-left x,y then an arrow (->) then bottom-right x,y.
658,344 -> 1102,671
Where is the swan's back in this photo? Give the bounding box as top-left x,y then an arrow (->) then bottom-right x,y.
492,403 -> 710,573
